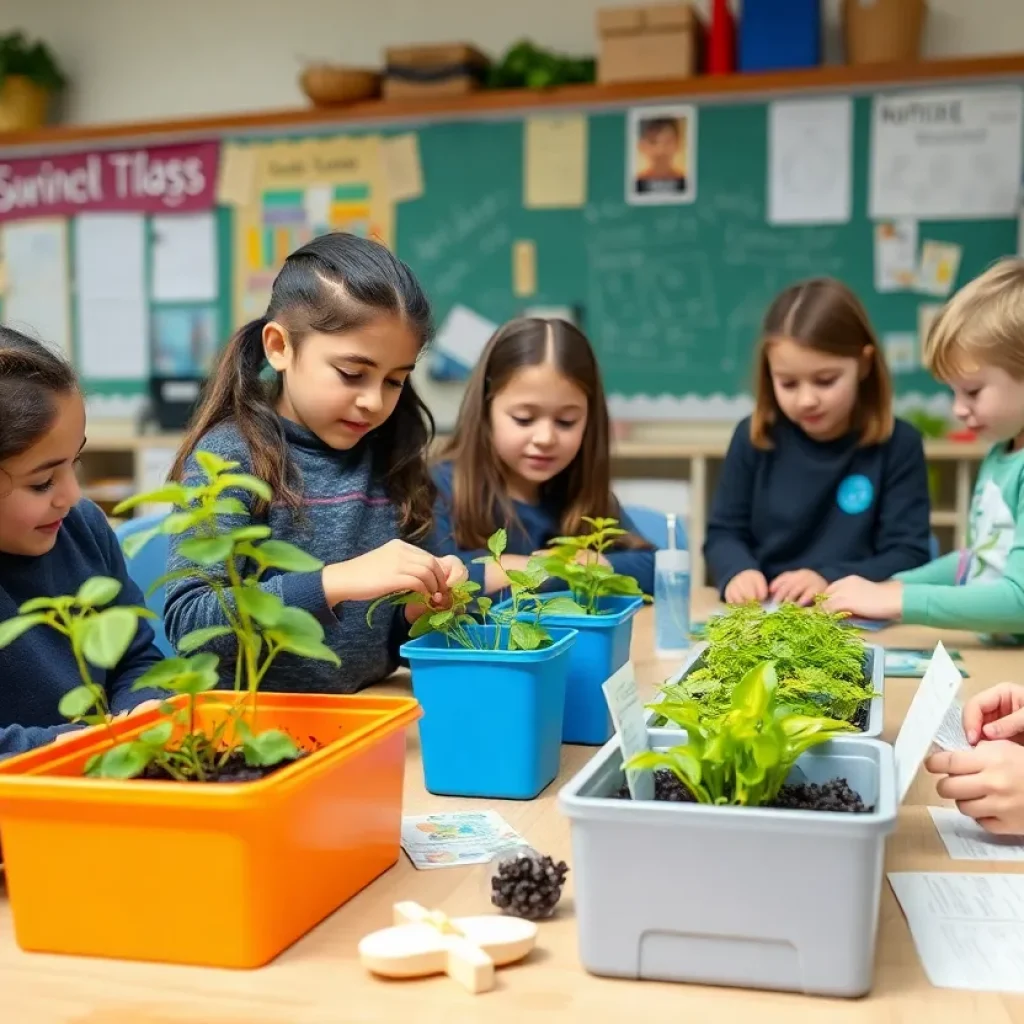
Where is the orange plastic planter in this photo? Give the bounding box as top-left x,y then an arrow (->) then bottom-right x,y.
0,692 -> 421,968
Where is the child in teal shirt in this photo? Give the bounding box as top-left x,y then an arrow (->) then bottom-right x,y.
824,257 -> 1024,639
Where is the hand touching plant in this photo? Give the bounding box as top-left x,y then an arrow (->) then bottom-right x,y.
626,661 -> 855,806
368,528 -> 582,651
533,516 -> 647,614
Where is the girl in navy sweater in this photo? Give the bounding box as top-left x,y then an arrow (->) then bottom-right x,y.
431,317 -> 653,595
704,278 -> 931,607
0,329 -> 165,757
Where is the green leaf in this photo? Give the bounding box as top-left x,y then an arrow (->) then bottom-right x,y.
17,595 -> 60,613
236,587 -> 285,627
113,484 -> 189,515
0,613 -> 47,648
225,525 -> 272,543
275,606 -> 325,640
216,473 -> 272,502
407,613 -> 435,638
58,685 -> 100,719
90,742 -> 154,779
139,721 -> 174,747
178,625 -> 233,652
144,566 -> 199,598
195,450 -> 240,479
509,620 -> 546,651
251,540 -> 323,572
161,511 -> 202,535
274,634 -> 341,665
429,609 -> 454,628
476,596 -> 493,618
75,576 -> 122,608
212,497 -> 248,516
81,607 -> 139,668
121,527 -> 161,559
487,528 -> 508,560
242,728 -> 300,767
625,748 -> 706,802
540,595 -> 587,617
178,535 -> 236,566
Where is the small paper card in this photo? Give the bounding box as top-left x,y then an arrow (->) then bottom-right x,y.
602,662 -> 654,801
399,811 -> 527,870
929,807 -> 1024,861
893,641 -> 964,802
885,647 -> 967,678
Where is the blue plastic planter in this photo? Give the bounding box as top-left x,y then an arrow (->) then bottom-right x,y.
493,592 -> 644,746
400,625 -> 577,799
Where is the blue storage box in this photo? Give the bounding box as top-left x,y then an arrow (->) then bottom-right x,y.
493,592 -> 644,746
739,0 -> 822,72
400,625 -> 577,799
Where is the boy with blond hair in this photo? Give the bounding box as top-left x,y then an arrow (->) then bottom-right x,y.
825,256 -> 1024,640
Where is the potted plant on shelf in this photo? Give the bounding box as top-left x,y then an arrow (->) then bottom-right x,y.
369,528 -> 581,800
558,661 -> 897,997
0,31 -> 67,132
651,598 -> 884,736
495,517 -> 648,746
0,451 -> 421,969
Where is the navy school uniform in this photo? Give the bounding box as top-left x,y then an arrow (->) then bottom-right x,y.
703,416 -> 932,596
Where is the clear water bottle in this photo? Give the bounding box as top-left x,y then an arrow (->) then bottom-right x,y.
654,513 -> 690,658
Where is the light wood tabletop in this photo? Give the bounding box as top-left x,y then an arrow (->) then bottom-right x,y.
3,590 -> 1024,1024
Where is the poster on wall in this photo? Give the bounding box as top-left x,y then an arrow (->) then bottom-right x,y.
232,137 -> 394,322
869,86 -> 1024,219
626,104 -> 697,205
0,141 -> 219,221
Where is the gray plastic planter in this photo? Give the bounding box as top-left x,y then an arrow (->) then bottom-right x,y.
646,641 -> 886,738
558,729 -> 896,997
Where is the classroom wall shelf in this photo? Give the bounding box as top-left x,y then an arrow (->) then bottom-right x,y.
81,427 -> 987,589
0,54 -> 1022,154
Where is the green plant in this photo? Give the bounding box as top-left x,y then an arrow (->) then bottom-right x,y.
0,31 -> 67,91
533,516 -> 647,614
626,661 -> 855,806
367,528 -> 582,651
660,600 -> 875,725
487,40 -> 596,90
0,451 -> 339,780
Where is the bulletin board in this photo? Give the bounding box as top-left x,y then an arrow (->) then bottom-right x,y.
3,75 -> 1022,417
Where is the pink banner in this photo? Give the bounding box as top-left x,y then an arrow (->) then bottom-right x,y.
0,140 -> 220,221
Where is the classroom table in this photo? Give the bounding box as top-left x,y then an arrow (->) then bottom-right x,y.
3,590 -> 1023,1024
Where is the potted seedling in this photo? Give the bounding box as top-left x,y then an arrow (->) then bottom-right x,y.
0,31 -> 67,132
0,451 -> 421,969
649,599 -> 884,737
494,517 -> 648,746
368,528 -> 580,800
558,661 -> 897,997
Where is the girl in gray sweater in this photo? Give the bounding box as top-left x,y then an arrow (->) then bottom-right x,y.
164,233 -> 465,693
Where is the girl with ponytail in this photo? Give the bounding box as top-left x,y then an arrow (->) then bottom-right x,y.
165,232 -> 466,694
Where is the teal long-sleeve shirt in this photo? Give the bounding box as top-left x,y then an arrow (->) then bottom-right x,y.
896,442 -> 1024,641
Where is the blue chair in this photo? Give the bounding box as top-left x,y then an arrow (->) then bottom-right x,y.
929,533 -> 940,560
114,513 -> 173,656
622,504 -> 688,551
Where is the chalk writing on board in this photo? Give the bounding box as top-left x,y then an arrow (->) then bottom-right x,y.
413,191 -> 512,267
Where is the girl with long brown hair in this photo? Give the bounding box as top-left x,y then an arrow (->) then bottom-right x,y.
432,317 -> 653,595
704,277 -> 931,607
164,233 -> 466,694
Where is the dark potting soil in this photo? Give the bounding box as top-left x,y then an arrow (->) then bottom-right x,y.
616,769 -> 871,813
140,750 -> 304,784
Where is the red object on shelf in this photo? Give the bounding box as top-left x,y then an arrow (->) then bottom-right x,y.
947,428 -> 978,442
708,0 -> 736,74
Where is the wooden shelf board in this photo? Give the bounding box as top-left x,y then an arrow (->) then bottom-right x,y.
2,53 -> 1023,153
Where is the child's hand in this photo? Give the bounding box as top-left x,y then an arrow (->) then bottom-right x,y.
769,569 -> 827,606
823,576 -> 902,620
724,569 -> 768,604
925,742 -> 1024,835
323,540 -> 450,606
962,683 -> 1024,744
404,555 -> 470,624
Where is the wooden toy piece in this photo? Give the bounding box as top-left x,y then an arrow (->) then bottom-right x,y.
358,900 -> 538,994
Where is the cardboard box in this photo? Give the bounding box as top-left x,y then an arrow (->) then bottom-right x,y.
383,43 -> 490,99
841,0 -> 926,65
597,3 -> 703,84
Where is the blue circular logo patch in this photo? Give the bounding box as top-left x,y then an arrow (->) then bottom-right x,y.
837,474 -> 874,515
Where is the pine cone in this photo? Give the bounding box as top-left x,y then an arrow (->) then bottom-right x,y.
490,851 -> 569,920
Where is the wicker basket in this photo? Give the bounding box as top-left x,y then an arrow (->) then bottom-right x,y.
300,65 -> 381,107
0,75 -> 49,133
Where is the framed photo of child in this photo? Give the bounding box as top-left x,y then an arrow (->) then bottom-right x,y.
626,104 -> 697,205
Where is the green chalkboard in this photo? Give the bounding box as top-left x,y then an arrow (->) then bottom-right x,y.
80,86 -> 1021,406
